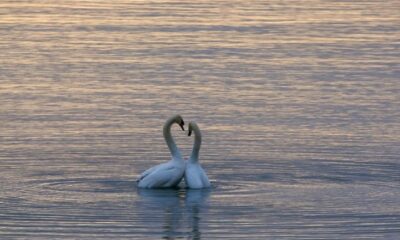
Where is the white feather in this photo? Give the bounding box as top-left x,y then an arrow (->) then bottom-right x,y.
137,115 -> 186,188
184,122 -> 211,189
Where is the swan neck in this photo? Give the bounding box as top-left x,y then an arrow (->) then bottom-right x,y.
190,126 -> 201,162
163,117 -> 182,160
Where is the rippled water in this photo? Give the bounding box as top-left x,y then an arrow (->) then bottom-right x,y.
1,1 -> 399,239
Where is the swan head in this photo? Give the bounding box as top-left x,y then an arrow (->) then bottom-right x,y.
187,121 -> 199,136
174,114 -> 185,131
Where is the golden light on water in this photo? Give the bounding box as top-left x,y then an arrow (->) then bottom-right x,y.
1,1 -> 399,239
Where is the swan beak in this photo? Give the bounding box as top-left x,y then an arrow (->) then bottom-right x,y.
188,129 -> 192,136
179,121 -> 185,131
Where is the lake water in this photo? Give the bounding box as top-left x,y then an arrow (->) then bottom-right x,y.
1,1 -> 399,239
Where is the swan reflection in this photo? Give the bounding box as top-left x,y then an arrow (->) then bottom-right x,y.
137,188 -> 210,239
185,189 -> 211,240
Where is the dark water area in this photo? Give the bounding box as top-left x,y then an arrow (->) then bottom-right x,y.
1,1 -> 399,239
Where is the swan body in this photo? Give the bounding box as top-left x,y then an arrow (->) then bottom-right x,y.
184,122 -> 211,189
137,115 -> 186,188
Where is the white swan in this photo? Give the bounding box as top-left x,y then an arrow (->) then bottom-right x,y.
184,122 -> 211,189
137,115 -> 186,188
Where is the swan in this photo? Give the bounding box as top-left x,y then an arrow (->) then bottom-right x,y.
184,122 -> 211,189
137,115 -> 186,188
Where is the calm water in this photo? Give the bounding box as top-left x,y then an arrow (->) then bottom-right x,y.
1,1 -> 400,239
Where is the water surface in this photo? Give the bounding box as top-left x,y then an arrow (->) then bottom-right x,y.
1,1 -> 399,239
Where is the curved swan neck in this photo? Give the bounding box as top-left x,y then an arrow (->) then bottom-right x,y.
163,116 -> 182,160
190,123 -> 202,163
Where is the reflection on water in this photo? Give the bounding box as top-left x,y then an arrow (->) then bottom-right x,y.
137,188 -> 184,239
137,188 -> 210,240
185,189 -> 210,240
1,0 -> 400,239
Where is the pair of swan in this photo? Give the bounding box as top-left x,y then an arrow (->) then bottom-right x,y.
137,115 -> 211,189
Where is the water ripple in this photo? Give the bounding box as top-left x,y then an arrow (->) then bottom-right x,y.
1,0 -> 399,239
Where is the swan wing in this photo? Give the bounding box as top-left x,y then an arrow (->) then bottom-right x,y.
146,165 -> 176,187
185,164 -> 210,189
199,167 -> 211,187
138,164 -> 184,188
136,164 -> 160,183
